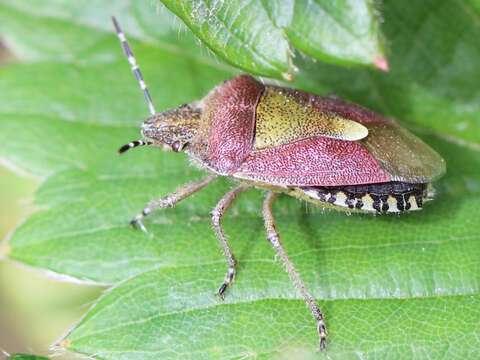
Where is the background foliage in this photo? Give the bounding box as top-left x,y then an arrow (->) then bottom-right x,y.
161,0 -> 387,78
0,0 -> 479,359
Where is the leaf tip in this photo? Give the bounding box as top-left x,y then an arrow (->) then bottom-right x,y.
374,56 -> 389,72
0,242 -> 10,259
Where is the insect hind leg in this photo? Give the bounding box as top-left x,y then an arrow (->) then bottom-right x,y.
263,191 -> 327,350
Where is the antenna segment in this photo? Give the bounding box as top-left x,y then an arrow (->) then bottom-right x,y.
112,16 -> 156,116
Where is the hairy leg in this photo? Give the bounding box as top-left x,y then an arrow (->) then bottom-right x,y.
211,184 -> 250,298
131,175 -> 217,232
262,191 -> 327,350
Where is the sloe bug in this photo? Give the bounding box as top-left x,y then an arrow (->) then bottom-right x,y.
112,16 -> 445,349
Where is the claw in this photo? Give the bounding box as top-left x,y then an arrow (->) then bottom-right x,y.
317,321 -> 327,351
130,217 -> 148,233
216,267 -> 235,300
319,336 -> 327,351
217,283 -> 228,300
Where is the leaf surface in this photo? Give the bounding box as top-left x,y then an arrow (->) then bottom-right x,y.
160,0 -> 387,78
0,1 -> 479,359
7,355 -> 49,360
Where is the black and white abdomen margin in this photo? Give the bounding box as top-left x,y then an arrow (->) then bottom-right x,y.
298,182 -> 433,214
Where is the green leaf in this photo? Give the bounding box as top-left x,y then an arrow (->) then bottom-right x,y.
1,1 -> 480,359
7,355 -> 49,360
160,0 -> 387,79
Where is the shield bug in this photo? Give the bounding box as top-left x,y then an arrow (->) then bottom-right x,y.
112,17 -> 446,349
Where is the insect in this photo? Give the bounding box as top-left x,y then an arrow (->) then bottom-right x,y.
112,16 -> 445,350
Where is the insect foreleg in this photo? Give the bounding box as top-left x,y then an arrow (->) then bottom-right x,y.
263,191 -> 327,350
211,184 -> 250,299
131,175 -> 217,232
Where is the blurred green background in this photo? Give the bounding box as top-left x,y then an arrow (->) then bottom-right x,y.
0,44 -> 101,358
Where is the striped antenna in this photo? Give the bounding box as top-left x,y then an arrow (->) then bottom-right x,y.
112,16 -> 156,116
118,140 -> 153,154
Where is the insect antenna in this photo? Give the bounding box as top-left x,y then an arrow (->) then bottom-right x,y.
112,16 -> 156,116
118,140 -> 153,154
112,16 -> 156,154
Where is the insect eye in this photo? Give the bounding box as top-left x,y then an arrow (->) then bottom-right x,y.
171,141 -> 183,152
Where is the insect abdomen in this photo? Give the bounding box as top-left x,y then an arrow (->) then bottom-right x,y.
297,182 -> 431,214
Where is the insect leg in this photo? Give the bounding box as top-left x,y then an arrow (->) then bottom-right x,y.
262,191 -> 327,350
131,175 -> 217,232
211,184 -> 250,299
